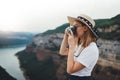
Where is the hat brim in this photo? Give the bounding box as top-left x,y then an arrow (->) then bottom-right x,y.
67,16 -> 98,38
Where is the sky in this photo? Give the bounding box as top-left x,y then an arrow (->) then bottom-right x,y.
0,0 -> 120,33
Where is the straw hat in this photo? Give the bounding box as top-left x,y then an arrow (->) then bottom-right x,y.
67,14 -> 98,38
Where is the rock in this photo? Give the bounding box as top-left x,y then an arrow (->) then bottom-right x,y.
0,66 -> 17,80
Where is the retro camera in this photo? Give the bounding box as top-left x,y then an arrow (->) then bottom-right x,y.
67,26 -> 77,36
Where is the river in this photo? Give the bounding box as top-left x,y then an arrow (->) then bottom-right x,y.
0,45 -> 26,80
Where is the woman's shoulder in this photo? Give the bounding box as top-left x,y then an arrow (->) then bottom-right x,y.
84,42 -> 99,53
88,42 -> 98,48
89,42 -> 96,45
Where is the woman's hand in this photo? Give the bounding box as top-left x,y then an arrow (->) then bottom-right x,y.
64,27 -> 69,37
68,29 -> 76,48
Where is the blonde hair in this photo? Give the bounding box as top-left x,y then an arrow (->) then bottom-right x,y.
77,27 -> 97,48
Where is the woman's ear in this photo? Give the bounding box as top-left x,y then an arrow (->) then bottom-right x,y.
83,26 -> 88,31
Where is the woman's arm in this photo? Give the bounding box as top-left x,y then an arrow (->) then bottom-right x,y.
67,47 -> 85,74
67,30 -> 85,74
59,34 -> 69,56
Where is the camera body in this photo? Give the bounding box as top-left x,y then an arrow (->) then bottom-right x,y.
67,26 -> 77,36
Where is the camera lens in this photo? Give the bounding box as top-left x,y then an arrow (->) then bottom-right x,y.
70,26 -> 77,35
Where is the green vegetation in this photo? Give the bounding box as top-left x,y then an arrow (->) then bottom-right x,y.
15,14 -> 120,80
96,14 -> 120,40
41,14 -> 120,40
41,23 -> 70,36
95,14 -> 120,28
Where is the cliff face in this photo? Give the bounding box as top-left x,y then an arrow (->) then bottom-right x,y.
33,33 -> 63,50
16,33 -> 67,80
16,14 -> 120,80
0,66 -> 17,80
16,33 -> 120,80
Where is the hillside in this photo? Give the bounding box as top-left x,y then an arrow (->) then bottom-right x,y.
0,66 -> 17,80
0,31 -> 35,47
40,14 -> 120,40
15,14 -> 120,80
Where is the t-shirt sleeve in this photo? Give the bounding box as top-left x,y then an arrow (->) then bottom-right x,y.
76,46 -> 98,68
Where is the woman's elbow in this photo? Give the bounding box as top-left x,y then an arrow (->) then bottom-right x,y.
59,49 -> 68,55
59,50 -> 66,55
67,69 -> 73,74
67,66 -> 73,74
59,50 -> 62,54
59,50 -> 63,55
59,51 -> 68,56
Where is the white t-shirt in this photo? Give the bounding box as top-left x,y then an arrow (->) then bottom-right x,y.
70,42 -> 99,76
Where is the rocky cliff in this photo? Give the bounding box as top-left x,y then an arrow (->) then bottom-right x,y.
0,66 -> 17,80
16,14 -> 120,80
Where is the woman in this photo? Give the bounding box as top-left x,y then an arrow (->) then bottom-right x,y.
59,14 -> 99,80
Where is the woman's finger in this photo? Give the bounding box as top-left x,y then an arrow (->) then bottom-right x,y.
69,29 -> 74,36
68,32 -> 71,37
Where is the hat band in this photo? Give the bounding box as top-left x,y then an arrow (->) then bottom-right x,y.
77,16 -> 99,38
77,16 -> 93,29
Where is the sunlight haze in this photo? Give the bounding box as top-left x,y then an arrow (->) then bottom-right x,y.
0,0 -> 120,33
